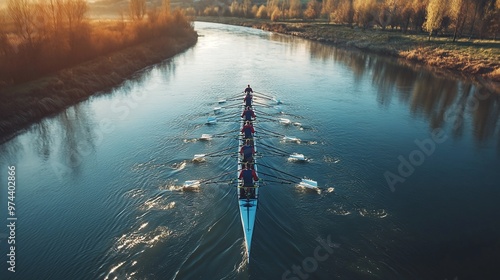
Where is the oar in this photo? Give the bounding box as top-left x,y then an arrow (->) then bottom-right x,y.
213,112 -> 240,119
256,170 -> 296,184
252,101 -> 274,108
258,163 -> 303,181
217,92 -> 241,103
259,168 -> 322,191
221,103 -> 244,109
257,144 -> 290,156
259,179 -> 293,185
258,141 -> 289,154
256,110 -> 281,117
256,143 -> 307,161
254,115 -> 281,123
193,145 -> 238,160
184,170 -> 236,188
257,127 -> 302,143
199,170 -> 235,184
254,95 -> 274,101
255,150 -> 288,157
256,144 -> 288,155
226,96 -> 245,101
254,91 -> 275,99
201,129 -> 241,140
212,129 -> 241,137
257,126 -> 286,137
254,131 -> 280,138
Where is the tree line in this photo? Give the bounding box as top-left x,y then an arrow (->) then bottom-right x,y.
0,0 -> 193,86
197,0 -> 499,40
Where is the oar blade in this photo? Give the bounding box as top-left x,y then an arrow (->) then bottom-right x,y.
283,136 -> 301,143
193,154 -> 206,162
298,178 -> 318,189
206,116 -> 217,124
288,153 -> 306,162
183,180 -> 201,190
279,118 -> 291,125
200,134 -> 212,141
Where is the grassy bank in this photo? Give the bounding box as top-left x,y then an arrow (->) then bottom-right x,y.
196,17 -> 500,92
0,31 -> 197,141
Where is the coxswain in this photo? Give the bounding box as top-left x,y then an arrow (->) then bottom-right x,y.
238,162 -> 259,198
241,121 -> 255,140
241,106 -> 256,121
244,84 -> 253,94
239,140 -> 255,163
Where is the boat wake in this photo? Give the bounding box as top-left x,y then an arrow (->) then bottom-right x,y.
102,225 -> 173,280
158,180 -> 201,192
323,155 -> 341,163
171,161 -> 187,170
358,208 -> 388,219
141,196 -> 176,211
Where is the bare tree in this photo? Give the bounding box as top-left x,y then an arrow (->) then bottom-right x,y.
129,0 -> 147,21
62,0 -> 88,51
8,0 -> 37,49
0,10 -> 14,57
63,0 -> 88,32
44,0 -> 64,38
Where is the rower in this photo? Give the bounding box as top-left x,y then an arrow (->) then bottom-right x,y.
244,91 -> 253,107
239,139 -> 255,163
238,162 -> 258,199
241,106 -> 256,122
241,121 -> 255,140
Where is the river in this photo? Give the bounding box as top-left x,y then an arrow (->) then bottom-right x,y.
1,22 -> 499,280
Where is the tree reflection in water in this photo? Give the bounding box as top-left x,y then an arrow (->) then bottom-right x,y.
302,38 -> 499,147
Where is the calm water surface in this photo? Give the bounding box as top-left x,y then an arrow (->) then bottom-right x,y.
1,22 -> 499,280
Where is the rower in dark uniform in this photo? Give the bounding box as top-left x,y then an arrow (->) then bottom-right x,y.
241,106 -> 256,122
239,140 -> 255,163
244,84 -> 253,94
241,121 -> 255,140
244,91 -> 253,107
238,162 -> 258,199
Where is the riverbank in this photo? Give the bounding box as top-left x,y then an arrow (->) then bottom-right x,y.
196,16 -> 500,93
0,31 -> 198,141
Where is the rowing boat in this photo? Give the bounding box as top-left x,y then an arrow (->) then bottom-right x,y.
184,90 -> 319,263
237,105 -> 259,262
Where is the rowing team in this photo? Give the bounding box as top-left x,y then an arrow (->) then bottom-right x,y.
238,85 -> 259,199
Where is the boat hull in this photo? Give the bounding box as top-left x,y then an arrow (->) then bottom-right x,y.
238,107 -> 259,262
